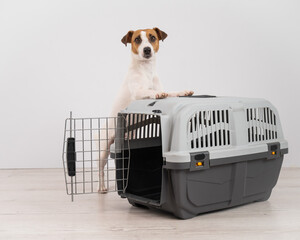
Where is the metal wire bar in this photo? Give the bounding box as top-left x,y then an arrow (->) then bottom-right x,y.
66,178 -> 129,184
62,118 -> 69,195
67,166 -> 128,173
98,117 -> 101,192
81,119 -> 85,194
106,117 -> 109,191
70,112 -> 74,201
65,127 -> 121,132
74,117 -> 77,194
90,118 -> 93,192
63,138 -> 126,143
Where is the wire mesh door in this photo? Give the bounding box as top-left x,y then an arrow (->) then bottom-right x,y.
62,112 -> 129,201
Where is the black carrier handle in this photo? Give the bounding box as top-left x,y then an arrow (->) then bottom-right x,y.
66,137 -> 76,177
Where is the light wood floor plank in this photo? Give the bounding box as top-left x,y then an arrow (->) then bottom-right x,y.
0,168 -> 299,240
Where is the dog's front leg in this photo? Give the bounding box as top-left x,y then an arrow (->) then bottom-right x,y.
153,76 -> 194,98
167,90 -> 194,97
132,88 -> 168,99
153,75 -> 163,92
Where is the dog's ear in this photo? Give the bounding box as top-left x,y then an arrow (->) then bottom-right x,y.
153,27 -> 168,41
121,31 -> 134,46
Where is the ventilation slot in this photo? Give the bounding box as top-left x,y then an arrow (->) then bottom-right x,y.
246,107 -> 277,143
188,110 -> 231,149
125,114 -> 160,140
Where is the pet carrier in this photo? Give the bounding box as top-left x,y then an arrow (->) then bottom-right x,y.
62,95 -> 288,219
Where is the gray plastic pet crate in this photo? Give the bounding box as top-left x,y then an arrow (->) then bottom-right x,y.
110,95 -> 288,219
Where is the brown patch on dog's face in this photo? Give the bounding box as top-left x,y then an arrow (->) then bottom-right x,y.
145,29 -> 160,52
121,28 -> 168,55
130,30 -> 142,54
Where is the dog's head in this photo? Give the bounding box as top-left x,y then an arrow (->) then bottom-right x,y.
121,28 -> 167,61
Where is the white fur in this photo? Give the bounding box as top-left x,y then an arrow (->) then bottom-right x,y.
97,31 -> 193,193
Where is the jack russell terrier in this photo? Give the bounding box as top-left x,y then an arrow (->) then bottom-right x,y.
98,27 -> 194,193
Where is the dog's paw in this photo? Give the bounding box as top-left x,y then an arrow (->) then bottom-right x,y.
155,92 -> 168,99
98,187 -> 108,194
184,90 -> 194,96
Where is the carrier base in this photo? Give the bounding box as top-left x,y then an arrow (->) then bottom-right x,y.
124,154 -> 284,219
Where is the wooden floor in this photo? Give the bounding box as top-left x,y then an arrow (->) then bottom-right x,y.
0,168 -> 299,240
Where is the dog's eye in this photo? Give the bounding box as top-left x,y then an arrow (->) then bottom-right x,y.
150,35 -> 156,42
134,37 -> 141,44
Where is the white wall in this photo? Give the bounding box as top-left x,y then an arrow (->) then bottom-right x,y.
0,0 -> 299,168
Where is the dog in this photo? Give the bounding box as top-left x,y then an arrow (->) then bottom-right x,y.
98,27 -> 194,193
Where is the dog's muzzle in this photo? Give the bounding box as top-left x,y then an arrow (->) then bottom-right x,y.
143,47 -> 152,59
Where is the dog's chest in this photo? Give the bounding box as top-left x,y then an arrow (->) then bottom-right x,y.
143,71 -> 155,88
139,62 -> 156,88
129,62 -> 156,89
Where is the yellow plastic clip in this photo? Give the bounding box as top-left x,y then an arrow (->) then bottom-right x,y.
196,161 -> 203,166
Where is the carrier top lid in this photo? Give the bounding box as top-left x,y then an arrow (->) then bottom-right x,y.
118,95 -> 287,164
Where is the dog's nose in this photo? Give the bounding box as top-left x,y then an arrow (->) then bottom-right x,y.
143,47 -> 151,55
